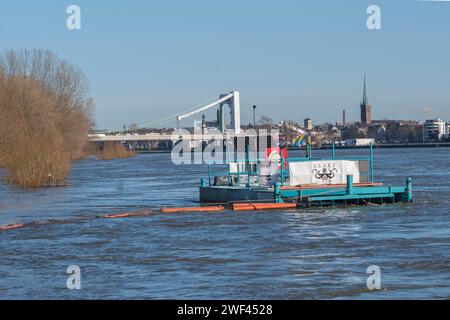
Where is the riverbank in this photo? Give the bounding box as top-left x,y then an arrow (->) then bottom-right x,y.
133,142 -> 450,154
313,142 -> 450,151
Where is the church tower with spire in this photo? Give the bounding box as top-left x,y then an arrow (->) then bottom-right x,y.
360,74 -> 372,127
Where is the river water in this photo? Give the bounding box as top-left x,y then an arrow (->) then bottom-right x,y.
0,148 -> 449,299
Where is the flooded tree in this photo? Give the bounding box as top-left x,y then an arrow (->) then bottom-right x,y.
97,142 -> 136,161
0,49 -> 95,187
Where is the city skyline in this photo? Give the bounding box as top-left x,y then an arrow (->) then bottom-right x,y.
1,0 -> 449,129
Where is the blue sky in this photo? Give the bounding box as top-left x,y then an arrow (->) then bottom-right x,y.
1,0 -> 449,129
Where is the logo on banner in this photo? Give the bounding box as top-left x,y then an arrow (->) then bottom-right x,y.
312,162 -> 338,182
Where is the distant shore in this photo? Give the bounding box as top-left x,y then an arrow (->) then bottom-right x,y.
132,142 -> 450,154
314,142 -> 450,150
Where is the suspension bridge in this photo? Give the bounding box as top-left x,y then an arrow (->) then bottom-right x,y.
88,90 -> 305,151
89,91 -> 251,150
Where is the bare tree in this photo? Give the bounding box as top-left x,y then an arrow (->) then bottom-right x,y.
0,49 -> 95,187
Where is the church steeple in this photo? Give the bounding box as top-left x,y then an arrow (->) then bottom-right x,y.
360,73 -> 372,127
362,73 -> 369,106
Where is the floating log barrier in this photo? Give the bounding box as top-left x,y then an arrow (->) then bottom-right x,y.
98,211 -> 155,219
160,206 -> 224,213
232,202 -> 297,211
102,213 -> 133,219
0,223 -> 24,231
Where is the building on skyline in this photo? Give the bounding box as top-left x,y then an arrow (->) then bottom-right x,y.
304,118 -> 313,130
340,125 -> 367,141
367,124 -> 386,143
423,119 -> 447,142
360,74 -> 372,127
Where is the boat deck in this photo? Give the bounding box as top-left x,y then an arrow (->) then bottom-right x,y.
200,179 -> 412,207
280,182 -> 384,190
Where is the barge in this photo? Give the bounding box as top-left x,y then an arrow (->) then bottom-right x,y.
199,144 -> 413,207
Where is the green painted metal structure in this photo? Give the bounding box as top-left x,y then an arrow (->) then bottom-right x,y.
200,143 -> 413,206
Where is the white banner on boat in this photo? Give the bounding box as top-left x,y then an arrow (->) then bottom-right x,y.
289,160 -> 360,186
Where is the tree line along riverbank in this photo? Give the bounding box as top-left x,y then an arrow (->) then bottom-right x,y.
0,49 -> 134,188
